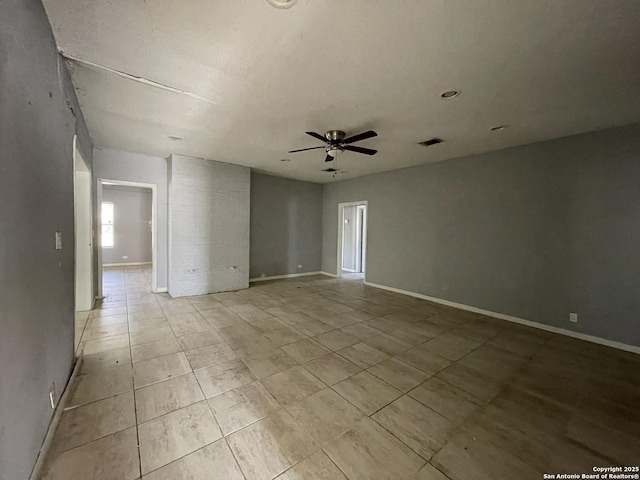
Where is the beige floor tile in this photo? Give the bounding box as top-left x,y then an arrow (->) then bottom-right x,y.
134,352 -> 192,388
132,335 -> 182,363
177,329 -> 225,350
263,326 -> 308,347
87,314 -> 128,328
230,303 -> 273,322
261,366 -> 326,406
68,363 -> 133,407
166,312 -> 212,337
420,334 -> 476,361
435,363 -> 504,403
333,371 -> 401,415
373,395 -> 455,459
138,401 -> 222,474
276,450 -> 347,480
42,427 -> 139,480
281,338 -> 331,363
160,298 -> 196,315
431,429 -> 538,480
89,306 -> 127,318
368,358 -> 429,392
304,353 -> 362,385
228,334 -> 277,357
397,346 -> 451,375
208,381 -> 280,435
409,377 -> 481,424
52,392 -> 136,455
82,333 -> 130,355
142,439 -> 244,480
135,373 -> 205,423
340,323 -> 381,341
184,342 -> 238,370
295,320 -> 335,337
194,358 -> 256,397
81,346 -> 131,373
128,317 -> 170,333
337,342 -> 389,369
323,417 -> 425,480
412,464 -> 451,480
251,316 -> 289,333
130,325 -> 175,346
287,388 -> 366,445
363,332 -> 412,356
81,323 -> 129,341
241,349 -> 298,378
227,410 -> 317,480
313,329 -> 360,351
200,307 -> 245,329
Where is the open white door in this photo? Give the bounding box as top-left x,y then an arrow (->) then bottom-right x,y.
74,137 -> 94,311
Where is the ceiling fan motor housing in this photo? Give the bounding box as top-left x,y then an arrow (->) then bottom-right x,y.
325,130 -> 346,143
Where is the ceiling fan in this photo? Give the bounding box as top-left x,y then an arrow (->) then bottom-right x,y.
288,130 -> 378,162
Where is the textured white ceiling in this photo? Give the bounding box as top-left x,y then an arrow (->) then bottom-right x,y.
44,0 -> 640,183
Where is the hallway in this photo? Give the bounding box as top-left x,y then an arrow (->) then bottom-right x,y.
42,269 -> 640,479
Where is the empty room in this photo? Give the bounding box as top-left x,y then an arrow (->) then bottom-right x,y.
2,1 -> 640,480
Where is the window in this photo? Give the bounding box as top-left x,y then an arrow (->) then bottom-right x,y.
101,202 -> 114,248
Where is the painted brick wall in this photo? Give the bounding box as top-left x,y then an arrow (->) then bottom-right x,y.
168,154 -> 250,297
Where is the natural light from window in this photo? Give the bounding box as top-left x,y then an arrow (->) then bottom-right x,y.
101,202 -> 114,248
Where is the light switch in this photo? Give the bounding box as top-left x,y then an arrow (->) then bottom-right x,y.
55,231 -> 63,250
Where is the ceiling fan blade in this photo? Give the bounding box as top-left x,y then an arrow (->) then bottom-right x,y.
343,130 -> 377,144
288,146 -> 326,153
325,154 -> 334,162
344,145 -> 377,156
306,131 -> 328,143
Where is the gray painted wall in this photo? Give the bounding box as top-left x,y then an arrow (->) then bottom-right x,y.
323,123 -> 640,347
0,1 -> 92,478
250,173 -> 323,278
169,155 -> 250,296
102,185 -> 152,265
93,149 -> 168,289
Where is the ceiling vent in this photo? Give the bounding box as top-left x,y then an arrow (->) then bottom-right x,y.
418,138 -> 443,147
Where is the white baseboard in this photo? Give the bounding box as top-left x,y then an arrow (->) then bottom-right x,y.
364,280 -> 640,355
29,354 -> 84,480
154,287 -> 168,293
320,271 -> 338,278
250,271 -> 323,282
102,262 -> 152,267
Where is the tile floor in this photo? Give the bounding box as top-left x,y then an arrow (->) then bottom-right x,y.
46,265 -> 640,479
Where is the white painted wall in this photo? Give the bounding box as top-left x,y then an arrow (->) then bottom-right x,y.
74,144 -> 93,311
168,154 -> 250,297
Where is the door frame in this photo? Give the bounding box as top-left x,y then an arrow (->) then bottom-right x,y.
336,201 -> 368,279
96,178 -> 158,296
73,135 -> 94,311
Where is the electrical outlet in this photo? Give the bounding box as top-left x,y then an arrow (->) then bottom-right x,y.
55,231 -> 62,250
569,313 -> 578,323
122,255 -> 128,259
297,264 -> 302,269
49,383 -> 56,409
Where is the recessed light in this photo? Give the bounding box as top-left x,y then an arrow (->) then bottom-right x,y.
266,0 -> 298,9
167,135 -> 183,141
440,90 -> 460,99
490,125 -> 507,132
280,158 -> 291,162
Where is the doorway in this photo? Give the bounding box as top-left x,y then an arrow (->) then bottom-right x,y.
97,179 -> 158,298
337,201 -> 367,280
73,137 -> 94,350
